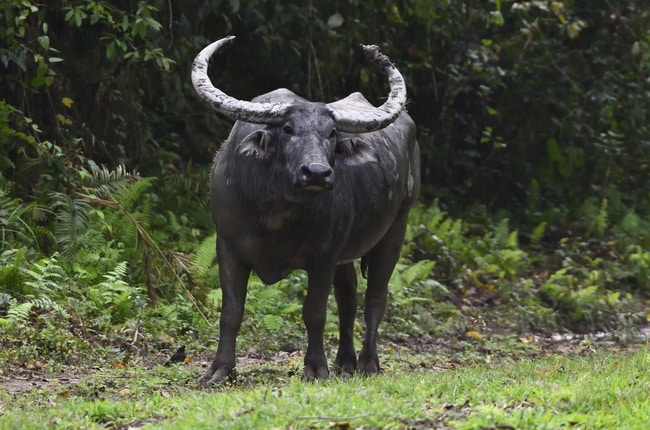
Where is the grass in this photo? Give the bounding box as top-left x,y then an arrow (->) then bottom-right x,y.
1,345 -> 648,429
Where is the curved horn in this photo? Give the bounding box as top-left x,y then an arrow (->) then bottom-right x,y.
328,44 -> 407,133
192,36 -> 291,124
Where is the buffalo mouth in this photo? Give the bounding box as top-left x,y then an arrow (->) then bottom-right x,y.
295,183 -> 334,192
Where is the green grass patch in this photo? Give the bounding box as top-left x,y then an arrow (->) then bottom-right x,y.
1,348 -> 648,429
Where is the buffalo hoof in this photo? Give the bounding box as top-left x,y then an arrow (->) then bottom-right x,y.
357,352 -> 381,376
197,367 -> 235,386
333,354 -> 357,376
303,364 -> 330,381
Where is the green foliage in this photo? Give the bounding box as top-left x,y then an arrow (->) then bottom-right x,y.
238,273 -> 306,351
474,218 -> 528,280
398,201 -> 650,334
2,0 -> 649,225
0,148 -> 212,357
625,245 -> 650,293
0,1 -> 58,90
1,0 -> 650,367
540,268 -> 602,327
62,1 -> 171,69
386,259 -> 447,336
85,262 -> 141,324
407,203 -> 527,288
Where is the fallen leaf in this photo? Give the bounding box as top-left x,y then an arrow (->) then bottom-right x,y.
26,361 -> 43,370
119,388 -> 131,396
61,97 -> 74,108
159,389 -> 170,398
519,336 -> 534,344
466,330 -> 483,340
481,283 -> 497,292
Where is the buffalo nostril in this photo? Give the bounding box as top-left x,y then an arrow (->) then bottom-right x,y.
299,165 -> 312,181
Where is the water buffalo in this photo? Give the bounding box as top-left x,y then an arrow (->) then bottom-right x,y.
192,36 -> 420,384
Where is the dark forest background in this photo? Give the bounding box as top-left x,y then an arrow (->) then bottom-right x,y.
1,1 -> 649,360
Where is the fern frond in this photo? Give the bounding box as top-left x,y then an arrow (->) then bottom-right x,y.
96,262 -> 131,296
138,193 -> 153,230
7,301 -> 32,324
83,163 -> 138,199
493,218 -> 510,248
191,233 -> 217,276
5,295 -> 68,324
105,261 -> 129,280
86,262 -> 133,311
51,193 -> 91,247
401,260 -> 435,285
596,198 -> 608,236
166,210 -> 182,232
0,188 -> 41,248
113,176 -> 155,211
31,296 -> 64,314
20,253 -> 69,294
262,314 -> 283,331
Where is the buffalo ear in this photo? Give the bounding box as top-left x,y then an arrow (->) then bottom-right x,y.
237,130 -> 274,158
335,137 -> 379,165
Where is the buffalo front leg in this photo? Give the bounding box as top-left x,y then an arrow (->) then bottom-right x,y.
303,267 -> 335,380
359,213 -> 409,375
333,262 -> 358,375
198,240 -> 250,385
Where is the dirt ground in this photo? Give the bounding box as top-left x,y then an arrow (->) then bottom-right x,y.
2,326 -> 649,398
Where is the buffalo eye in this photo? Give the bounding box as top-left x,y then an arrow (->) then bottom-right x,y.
329,129 -> 337,139
282,124 -> 294,135
335,140 -> 351,157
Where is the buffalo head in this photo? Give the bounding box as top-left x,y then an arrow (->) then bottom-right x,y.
191,36 -> 406,200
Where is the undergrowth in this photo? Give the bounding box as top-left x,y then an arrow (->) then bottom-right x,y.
1,106 -> 650,369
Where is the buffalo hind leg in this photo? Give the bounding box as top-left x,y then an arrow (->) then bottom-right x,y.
198,241 -> 250,385
303,268 -> 335,380
359,212 -> 409,375
333,262 -> 358,375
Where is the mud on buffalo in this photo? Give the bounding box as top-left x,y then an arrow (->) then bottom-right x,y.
191,36 -> 420,385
